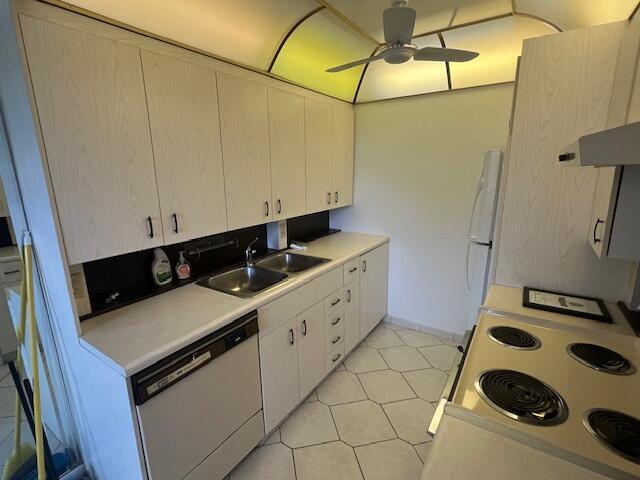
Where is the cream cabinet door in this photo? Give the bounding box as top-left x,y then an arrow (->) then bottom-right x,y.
217,73 -> 272,230
268,88 -> 306,221
588,167 -> 620,258
296,302 -> 325,400
259,318 -> 300,433
360,244 -> 389,338
344,278 -> 361,354
21,16 -> 162,264
305,99 -> 333,214
331,104 -> 354,209
141,51 -> 227,244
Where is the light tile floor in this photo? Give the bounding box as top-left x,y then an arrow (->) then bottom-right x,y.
229,321 -> 460,480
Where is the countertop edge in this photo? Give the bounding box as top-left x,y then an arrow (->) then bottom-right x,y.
79,233 -> 389,377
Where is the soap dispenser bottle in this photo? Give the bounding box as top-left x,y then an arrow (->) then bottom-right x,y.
151,248 -> 173,286
175,250 -> 191,280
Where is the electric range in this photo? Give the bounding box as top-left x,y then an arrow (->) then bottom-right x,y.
449,311 -> 640,478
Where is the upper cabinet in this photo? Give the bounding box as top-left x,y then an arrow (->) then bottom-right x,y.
21,17 -> 163,264
141,51 -> 227,244
331,104 -> 355,209
268,88 -> 306,221
217,73 -> 273,230
305,99 -> 333,214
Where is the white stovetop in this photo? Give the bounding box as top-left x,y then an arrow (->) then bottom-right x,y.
79,231 -> 388,377
452,311 -> 640,478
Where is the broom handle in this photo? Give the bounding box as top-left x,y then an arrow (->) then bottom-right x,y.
23,379 -> 58,479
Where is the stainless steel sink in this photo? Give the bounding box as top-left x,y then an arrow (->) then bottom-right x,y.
196,266 -> 288,298
255,252 -> 331,273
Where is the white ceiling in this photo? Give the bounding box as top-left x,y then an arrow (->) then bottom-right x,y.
61,0 -> 640,102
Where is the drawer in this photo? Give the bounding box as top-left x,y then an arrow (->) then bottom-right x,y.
326,343 -> 345,373
343,258 -> 359,283
258,267 -> 342,336
325,307 -> 344,331
326,325 -> 344,353
324,289 -> 344,316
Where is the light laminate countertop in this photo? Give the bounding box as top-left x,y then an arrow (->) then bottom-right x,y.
80,231 -> 389,377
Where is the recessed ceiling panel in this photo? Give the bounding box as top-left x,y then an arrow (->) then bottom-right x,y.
327,0 -> 512,42
444,16 -> 556,89
356,35 -> 449,103
514,0 -> 638,31
65,0 -> 318,69
271,9 -> 375,101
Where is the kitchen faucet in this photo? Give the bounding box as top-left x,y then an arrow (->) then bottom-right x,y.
245,237 -> 259,267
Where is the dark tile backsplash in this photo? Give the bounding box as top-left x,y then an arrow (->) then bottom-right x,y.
81,225 -> 268,320
287,211 -> 339,245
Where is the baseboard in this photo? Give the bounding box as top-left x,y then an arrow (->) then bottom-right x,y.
386,315 -> 463,341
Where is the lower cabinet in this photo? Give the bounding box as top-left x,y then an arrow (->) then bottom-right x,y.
296,303 -> 326,400
259,318 -> 300,433
344,278 -> 361,354
360,243 -> 390,338
259,242 -> 389,434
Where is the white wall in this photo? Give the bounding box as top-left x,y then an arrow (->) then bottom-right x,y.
332,84 -> 514,336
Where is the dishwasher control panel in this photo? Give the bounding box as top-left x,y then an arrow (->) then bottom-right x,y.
131,311 -> 258,405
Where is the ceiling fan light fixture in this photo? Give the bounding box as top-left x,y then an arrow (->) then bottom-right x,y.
381,44 -> 416,64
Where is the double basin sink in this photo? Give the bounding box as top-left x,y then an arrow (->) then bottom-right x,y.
197,252 -> 330,298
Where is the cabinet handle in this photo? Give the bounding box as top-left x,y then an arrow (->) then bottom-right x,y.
331,335 -> 341,344
347,289 -> 351,302
288,328 -> 294,345
348,266 -> 357,273
362,260 -> 367,272
301,320 -> 307,336
332,353 -> 342,363
147,216 -> 154,239
264,201 -> 270,217
331,298 -> 340,306
331,317 -> 341,326
334,191 -> 339,204
593,218 -> 604,244
558,152 -> 576,162
172,213 -> 179,234
327,192 -> 331,205
277,199 -> 282,214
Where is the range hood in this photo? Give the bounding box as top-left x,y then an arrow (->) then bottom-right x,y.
559,121 -> 640,167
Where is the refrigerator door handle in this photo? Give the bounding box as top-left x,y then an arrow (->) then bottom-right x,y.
467,176 -> 484,242
465,242 -> 472,291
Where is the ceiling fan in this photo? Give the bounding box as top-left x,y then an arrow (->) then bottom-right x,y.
326,0 -> 479,73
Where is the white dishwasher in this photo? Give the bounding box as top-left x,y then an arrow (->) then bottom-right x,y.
132,311 -> 264,480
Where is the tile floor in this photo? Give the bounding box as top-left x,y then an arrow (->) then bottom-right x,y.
229,321 -> 460,480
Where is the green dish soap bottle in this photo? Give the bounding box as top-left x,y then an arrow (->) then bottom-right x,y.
151,248 -> 173,286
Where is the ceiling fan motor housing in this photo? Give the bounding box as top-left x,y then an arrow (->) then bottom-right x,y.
382,44 -> 416,64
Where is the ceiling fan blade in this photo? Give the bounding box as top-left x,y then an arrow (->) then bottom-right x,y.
326,54 -> 384,73
413,46 -> 479,62
383,6 -> 416,45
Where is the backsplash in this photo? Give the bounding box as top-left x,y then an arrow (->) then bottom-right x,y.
81,225 -> 268,320
287,211 -> 338,244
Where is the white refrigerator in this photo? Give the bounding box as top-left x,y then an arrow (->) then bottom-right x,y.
465,150 -> 503,329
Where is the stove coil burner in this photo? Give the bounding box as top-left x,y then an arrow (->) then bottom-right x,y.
567,343 -> 635,375
475,369 -> 568,426
488,326 -> 541,350
584,409 -> 640,465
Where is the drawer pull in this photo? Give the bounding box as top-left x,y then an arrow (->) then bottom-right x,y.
277,199 -> 282,214
264,201 -> 270,217
331,335 -> 341,344
332,353 -> 342,363
348,267 -> 357,273
302,320 -> 307,336
172,212 -> 179,234
288,329 -> 294,345
362,260 -> 367,272
346,290 -> 351,302
331,298 -> 340,306
327,192 -> 331,205
331,317 -> 341,326
334,191 -> 339,204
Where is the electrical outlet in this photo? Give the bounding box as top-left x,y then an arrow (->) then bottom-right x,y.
70,272 -> 84,299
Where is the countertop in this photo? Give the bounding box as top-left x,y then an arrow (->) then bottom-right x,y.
79,232 -> 389,377
421,405 -> 616,480
483,284 -> 636,337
